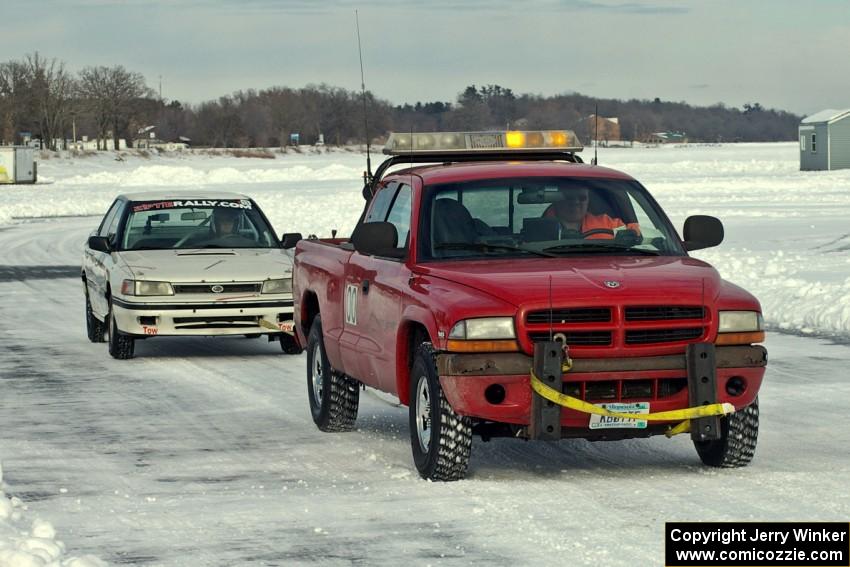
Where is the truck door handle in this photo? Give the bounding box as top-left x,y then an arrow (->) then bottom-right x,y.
361,279 -> 370,294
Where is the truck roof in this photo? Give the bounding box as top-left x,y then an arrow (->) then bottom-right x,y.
384,160 -> 636,186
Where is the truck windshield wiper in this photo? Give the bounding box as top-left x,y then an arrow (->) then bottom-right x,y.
542,242 -> 661,255
435,242 -> 557,258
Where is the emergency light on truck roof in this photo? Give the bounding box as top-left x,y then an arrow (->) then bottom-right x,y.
383,130 -> 583,155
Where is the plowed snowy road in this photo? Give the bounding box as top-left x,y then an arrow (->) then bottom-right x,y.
1,217 -> 849,566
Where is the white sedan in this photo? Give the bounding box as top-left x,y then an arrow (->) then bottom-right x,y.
82,191 -> 302,359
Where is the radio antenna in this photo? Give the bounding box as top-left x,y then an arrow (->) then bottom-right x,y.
593,104 -> 599,165
355,10 -> 372,184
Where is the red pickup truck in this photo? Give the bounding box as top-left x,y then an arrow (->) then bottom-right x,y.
291,130 -> 767,481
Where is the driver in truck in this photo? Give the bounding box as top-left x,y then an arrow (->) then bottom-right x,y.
545,187 -> 641,239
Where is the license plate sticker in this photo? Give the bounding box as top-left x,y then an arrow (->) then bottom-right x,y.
588,402 -> 649,429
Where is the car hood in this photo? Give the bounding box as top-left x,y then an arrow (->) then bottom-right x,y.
416,256 -> 726,308
117,248 -> 293,282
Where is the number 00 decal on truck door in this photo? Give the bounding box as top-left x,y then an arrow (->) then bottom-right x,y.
345,284 -> 358,325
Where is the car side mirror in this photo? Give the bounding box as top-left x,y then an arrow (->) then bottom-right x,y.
351,222 -> 403,258
683,215 -> 724,251
281,232 -> 302,249
88,235 -> 112,253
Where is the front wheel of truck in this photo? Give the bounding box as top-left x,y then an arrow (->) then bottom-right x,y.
306,315 -> 359,431
409,343 -> 472,481
694,397 -> 759,468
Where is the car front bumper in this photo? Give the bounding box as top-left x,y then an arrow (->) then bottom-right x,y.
436,345 -> 767,432
112,297 -> 294,337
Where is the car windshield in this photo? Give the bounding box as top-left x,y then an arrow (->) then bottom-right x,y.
421,177 -> 684,260
120,199 -> 277,250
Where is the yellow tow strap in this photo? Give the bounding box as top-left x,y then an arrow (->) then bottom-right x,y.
529,370 -> 735,437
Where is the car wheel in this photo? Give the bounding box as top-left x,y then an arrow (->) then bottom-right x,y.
409,343 -> 472,481
280,333 -> 304,355
107,300 -> 135,360
694,397 -> 758,467
85,290 -> 106,343
306,315 -> 358,431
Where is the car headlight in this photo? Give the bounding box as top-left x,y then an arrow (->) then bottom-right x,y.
718,311 -> 764,333
449,317 -> 515,340
262,278 -> 292,294
121,279 -> 174,296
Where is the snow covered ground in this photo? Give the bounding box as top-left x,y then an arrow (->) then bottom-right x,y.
0,143 -> 849,565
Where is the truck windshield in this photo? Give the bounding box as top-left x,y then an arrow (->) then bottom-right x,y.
120,201 -> 278,250
420,177 -> 684,260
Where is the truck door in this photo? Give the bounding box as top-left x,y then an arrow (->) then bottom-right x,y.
349,183 -> 412,393
338,182 -> 400,383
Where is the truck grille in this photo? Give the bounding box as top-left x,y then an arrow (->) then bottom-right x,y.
527,308 -> 611,324
173,283 -> 261,294
523,304 -> 707,351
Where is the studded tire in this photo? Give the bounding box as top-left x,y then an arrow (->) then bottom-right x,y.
107,300 -> 135,360
280,332 -> 304,355
409,343 -> 472,481
306,315 -> 359,431
85,289 -> 106,343
694,397 -> 759,468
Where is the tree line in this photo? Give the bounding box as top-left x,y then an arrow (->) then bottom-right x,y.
0,53 -> 801,150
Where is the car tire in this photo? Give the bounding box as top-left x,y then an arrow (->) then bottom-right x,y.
280,333 -> 304,355
694,397 -> 758,468
85,290 -> 106,343
107,300 -> 135,360
409,342 -> 472,481
306,315 -> 358,431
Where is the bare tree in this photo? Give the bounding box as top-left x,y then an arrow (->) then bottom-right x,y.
78,65 -> 151,150
0,60 -> 30,144
25,53 -> 76,150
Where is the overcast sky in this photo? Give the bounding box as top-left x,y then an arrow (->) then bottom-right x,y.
4,0 -> 848,115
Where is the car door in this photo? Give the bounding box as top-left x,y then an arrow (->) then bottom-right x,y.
85,199 -> 125,317
346,182 -> 412,393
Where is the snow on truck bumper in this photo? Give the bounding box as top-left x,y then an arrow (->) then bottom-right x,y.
111,297 -> 294,337
436,345 -> 767,431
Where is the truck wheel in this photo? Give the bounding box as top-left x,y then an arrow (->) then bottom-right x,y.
280,333 -> 304,355
107,300 -> 135,360
85,291 -> 106,343
306,316 -> 358,431
694,397 -> 758,467
409,343 -> 472,481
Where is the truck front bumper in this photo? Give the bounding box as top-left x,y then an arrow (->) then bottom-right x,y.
436,345 -> 767,429
112,297 -> 294,337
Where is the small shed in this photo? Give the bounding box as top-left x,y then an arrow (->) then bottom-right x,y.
799,109 -> 850,171
0,146 -> 37,184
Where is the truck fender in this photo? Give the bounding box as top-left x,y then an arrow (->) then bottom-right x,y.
395,306 -> 441,406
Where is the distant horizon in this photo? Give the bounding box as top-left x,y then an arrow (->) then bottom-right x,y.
4,0 -> 848,116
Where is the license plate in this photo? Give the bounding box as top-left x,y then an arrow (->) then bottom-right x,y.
588,402 -> 649,429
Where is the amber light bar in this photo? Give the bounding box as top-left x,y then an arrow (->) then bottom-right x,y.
384,130 -> 583,155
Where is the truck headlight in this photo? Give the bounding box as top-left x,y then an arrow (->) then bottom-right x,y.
450,317 -> 515,340
447,317 -> 517,352
716,310 -> 764,345
262,278 -> 292,294
121,279 -> 174,296
718,311 -> 763,333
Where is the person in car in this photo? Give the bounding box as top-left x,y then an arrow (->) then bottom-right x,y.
183,207 -> 254,246
545,187 -> 640,239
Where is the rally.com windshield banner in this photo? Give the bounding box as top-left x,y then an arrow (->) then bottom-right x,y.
665,522 -> 849,567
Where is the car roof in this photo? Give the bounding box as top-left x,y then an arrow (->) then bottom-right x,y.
382,160 -> 635,186
120,190 -> 252,202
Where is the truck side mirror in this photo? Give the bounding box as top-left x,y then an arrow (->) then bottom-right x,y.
683,215 -> 724,251
88,235 -> 112,253
351,222 -> 402,258
281,232 -> 302,249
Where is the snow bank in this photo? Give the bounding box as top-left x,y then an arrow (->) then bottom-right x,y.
0,463 -> 106,567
